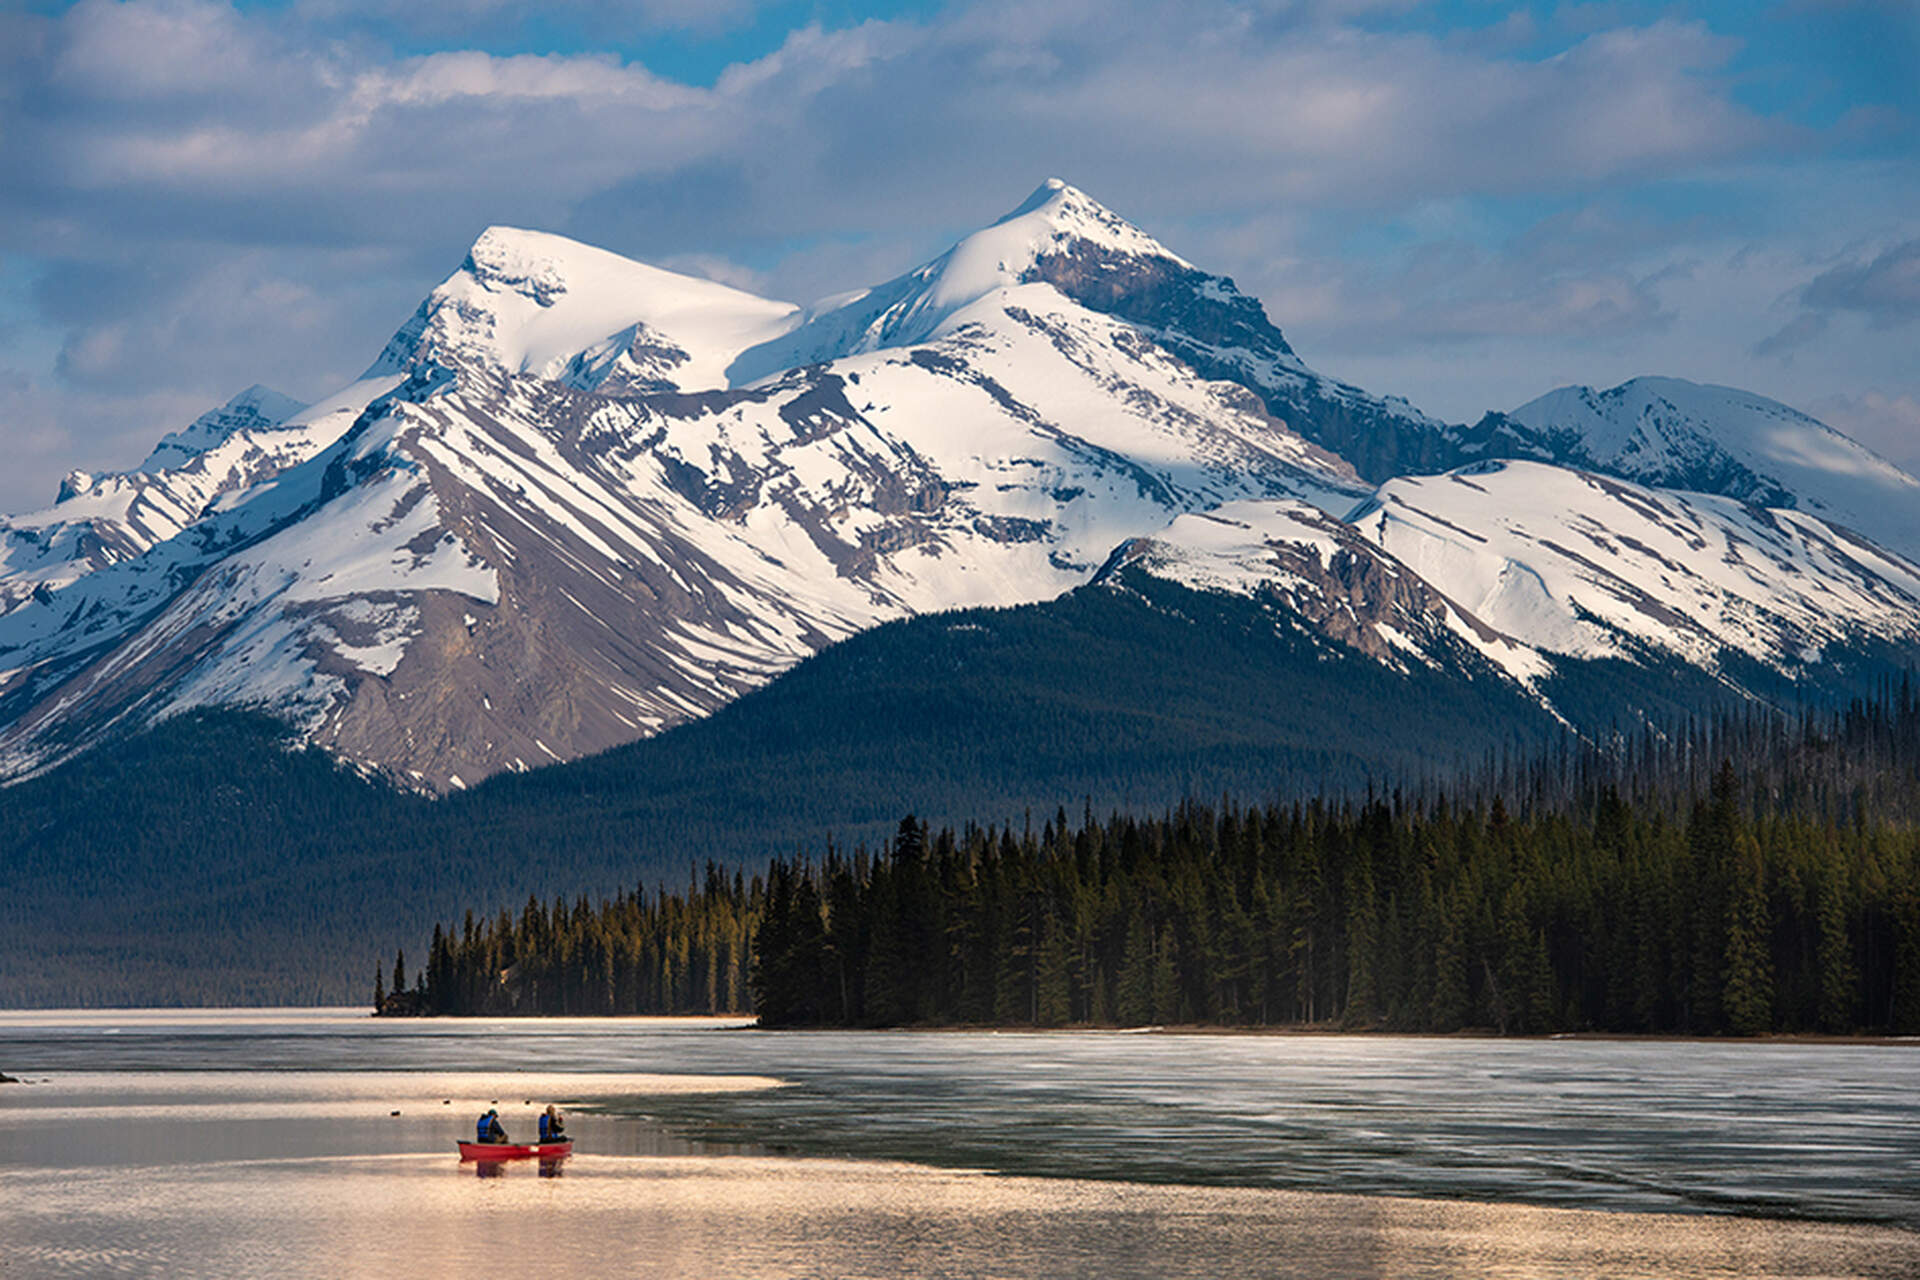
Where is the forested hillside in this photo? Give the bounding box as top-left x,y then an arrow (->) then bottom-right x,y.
0,572 -> 1561,1005
398,683 -> 1920,1034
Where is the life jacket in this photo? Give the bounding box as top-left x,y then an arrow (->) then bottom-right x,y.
538,1114 -> 552,1141
477,1115 -> 493,1142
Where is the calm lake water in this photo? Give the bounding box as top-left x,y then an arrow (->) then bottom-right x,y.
1,1010 -> 1915,1278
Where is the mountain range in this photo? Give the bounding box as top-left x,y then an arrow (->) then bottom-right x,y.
4,179 -> 1919,1003
3,178 -> 1916,797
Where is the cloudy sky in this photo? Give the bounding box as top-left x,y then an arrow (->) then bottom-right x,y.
1,0 -> 1915,512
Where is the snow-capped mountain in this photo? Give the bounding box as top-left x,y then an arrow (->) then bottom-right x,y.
370,224 -> 802,394
1486,377 -> 1920,562
139,384 -> 307,472
0,379 -> 407,614
728,180 -> 1451,485
0,181 -> 1371,789
1101,499 -> 1547,684
1,180 -> 1915,791
1356,461 -> 1920,686
1106,457 -> 1920,726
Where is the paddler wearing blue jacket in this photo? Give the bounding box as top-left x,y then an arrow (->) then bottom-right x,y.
477,1109 -> 507,1142
538,1105 -> 566,1143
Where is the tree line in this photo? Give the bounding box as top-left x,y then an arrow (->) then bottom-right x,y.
746,770 -> 1917,1033
387,682 -> 1920,1034
378,863 -> 757,1017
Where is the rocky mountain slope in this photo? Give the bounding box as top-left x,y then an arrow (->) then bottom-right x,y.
0,182 -> 1379,789
1358,461 -> 1920,682
1489,377 -> 1920,563
0,180 -> 1915,794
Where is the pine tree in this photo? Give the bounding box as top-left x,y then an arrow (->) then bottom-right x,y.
1678,763 -> 1738,1031
1344,856 -> 1380,1026
1116,907 -> 1153,1025
1430,895 -> 1469,1031
1890,875 -> 1920,1034
1815,865 -> 1857,1033
1036,916 -> 1071,1026
1722,834 -> 1774,1036
1150,926 -> 1180,1024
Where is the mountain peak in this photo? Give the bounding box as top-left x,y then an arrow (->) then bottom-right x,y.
461,225 -> 566,300
937,178 -> 1192,307
986,178 -> 1189,266
1504,374 -> 1920,561
138,384 -> 307,472
370,225 -> 798,392
725,180 -> 1235,384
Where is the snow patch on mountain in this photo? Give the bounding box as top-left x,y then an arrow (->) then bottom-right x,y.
727,179 -> 1194,385
0,375 -> 402,616
1503,377 -> 1920,562
1357,460 -> 1920,679
1111,498 -> 1551,684
370,225 -> 800,393
140,385 -> 307,471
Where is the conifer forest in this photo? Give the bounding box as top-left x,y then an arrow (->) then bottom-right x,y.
388,685 -> 1920,1035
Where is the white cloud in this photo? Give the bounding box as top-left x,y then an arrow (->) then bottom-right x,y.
291,0 -> 767,40
0,0 -> 1910,511
1801,238 -> 1920,324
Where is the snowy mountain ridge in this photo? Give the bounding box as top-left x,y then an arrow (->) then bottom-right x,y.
1102,499 -> 1551,686
0,182 -> 1375,788
368,224 -> 802,394
1358,461 -> 1920,681
727,178 -> 1197,384
1496,377 -> 1920,563
0,181 -> 1914,790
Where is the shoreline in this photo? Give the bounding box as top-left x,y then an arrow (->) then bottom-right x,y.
5,1005 -> 1915,1046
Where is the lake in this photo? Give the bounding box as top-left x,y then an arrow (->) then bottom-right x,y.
1,1010 -> 1914,1278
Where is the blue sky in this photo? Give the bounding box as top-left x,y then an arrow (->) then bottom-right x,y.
1,0 -> 1916,511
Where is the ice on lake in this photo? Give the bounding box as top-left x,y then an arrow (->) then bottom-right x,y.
1,1010 -> 1915,1278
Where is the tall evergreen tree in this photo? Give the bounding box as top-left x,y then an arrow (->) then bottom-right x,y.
1722,834 -> 1775,1036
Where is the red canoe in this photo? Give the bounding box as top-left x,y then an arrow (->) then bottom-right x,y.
457,1140 -> 574,1161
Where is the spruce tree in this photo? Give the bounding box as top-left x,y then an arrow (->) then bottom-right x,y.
1430,896 -> 1469,1031
1722,835 -> 1774,1036
1815,867 -> 1857,1034
1116,907 -> 1153,1025
1894,879 -> 1920,1034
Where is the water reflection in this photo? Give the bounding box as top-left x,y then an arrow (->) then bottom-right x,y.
3,1143 -> 1914,1280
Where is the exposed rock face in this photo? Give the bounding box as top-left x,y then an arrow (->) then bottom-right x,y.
1356,461 -> 1920,684
0,187 -> 1369,791
1023,244 -> 1292,359
1102,499 -> 1536,681
1,184 -> 1917,791
1019,222 -> 1464,487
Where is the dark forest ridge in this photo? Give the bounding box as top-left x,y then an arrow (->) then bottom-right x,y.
385,684 -> 1920,1037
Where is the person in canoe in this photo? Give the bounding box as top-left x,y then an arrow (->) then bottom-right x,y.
477,1108 -> 508,1143
538,1105 -> 566,1145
